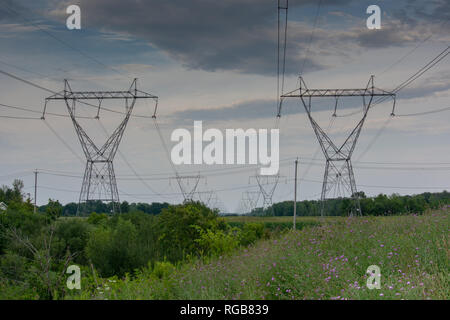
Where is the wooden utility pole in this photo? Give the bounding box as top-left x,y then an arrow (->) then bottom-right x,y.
293,158 -> 298,230
34,170 -> 38,214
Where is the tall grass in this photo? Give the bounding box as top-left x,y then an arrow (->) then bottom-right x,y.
74,210 -> 449,300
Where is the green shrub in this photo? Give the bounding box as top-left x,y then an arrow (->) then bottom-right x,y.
156,201 -> 226,261
86,218 -> 140,277
194,227 -> 239,257
85,227 -> 113,277
87,212 -> 108,226
238,222 -> 265,246
151,261 -> 175,279
52,219 -> 92,265
45,199 -> 63,220
0,251 -> 28,282
0,209 -> 49,255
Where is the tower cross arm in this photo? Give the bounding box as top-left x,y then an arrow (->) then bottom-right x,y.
46,90 -> 158,100
281,87 -> 395,98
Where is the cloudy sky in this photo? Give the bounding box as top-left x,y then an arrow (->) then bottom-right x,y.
0,0 -> 449,212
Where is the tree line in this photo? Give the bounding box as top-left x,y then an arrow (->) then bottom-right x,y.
249,191 -> 450,216
37,200 -> 170,216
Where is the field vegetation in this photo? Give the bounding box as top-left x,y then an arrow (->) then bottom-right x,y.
0,180 -> 448,300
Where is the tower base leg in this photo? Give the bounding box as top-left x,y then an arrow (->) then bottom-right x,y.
320,159 -> 362,216
77,160 -> 121,215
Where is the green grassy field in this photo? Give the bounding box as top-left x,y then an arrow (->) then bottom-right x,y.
223,215 -> 321,233
223,216 -> 305,223
72,209 -> 449,300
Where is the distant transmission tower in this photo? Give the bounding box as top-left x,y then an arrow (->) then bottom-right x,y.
43,79 -> 158,214
281,76 -> 395,216
249,173 -> 283,215
242,190 -> 260,214
171,174 -> 205,202
197,190 -> 219,208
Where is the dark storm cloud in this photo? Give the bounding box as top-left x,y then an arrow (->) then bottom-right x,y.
394,0 -> 450,26
73,0 -> 356,75
0,0 -> 23,20
41,0 -> 446,75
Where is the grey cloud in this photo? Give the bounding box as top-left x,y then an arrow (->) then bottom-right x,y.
394,0 -> 450,26
169,97 -> 363,125
355,25 -> 421,48
397,81 -> 450,100
0,0 -> 23,21
72,0 -> 356,75
170,100 -> 278,125
36,0 -> 447,75
169,77 -> 449,124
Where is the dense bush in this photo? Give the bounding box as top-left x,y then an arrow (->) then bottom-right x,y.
194,227 -> 239,256
84,202 -> 234,277
52,219 -> 92,265
156,201 -> 227,261
2,183 -> 262,298
228,220 -> 319,243
148,261 -> 176,280
0,207 -> 49,255
0,251 -> 28,282
238,222 -> 265,246
86,212 -> 108,225
86,218 -> 140,277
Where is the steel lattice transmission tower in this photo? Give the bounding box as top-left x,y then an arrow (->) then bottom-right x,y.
242,190 -> 260,214
170,174 -> 206,203
249,173 -> 283,215
43,79 -> 158,214
281,76 -> 395,216
197,190 -> 222,209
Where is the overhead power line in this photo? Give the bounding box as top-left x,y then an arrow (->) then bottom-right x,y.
395,106 -> 450,117
34,153 -> 450,178
1,2 -> 181,205
335,46 -> 450,118
0,1 -> 131,80
42,120 -> 84,164
391,47 -> 449,98
29,179 -> 450,199
0,68 -> 154,119
0,115 -> 40,120
97,119 -> 171,199
0,102 -> 93,119
377,34 -> 433,76
0,69 -> 55,94
376,18 -> 449,77
299,0 -> 322,75
355,46 -> 450,161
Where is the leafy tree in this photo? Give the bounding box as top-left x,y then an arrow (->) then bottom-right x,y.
120,201 -> 130,213
87,212 -> 108,226
252,191 -> 450,217
86,218 -> 139,277
0,179 -> 25,206
52,219 -> 92,265
45,199 -> 63,220
157,201 -> 226,261
62,202 -> 78,216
